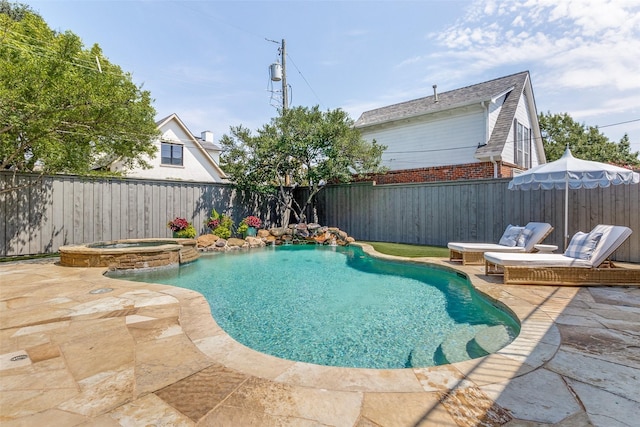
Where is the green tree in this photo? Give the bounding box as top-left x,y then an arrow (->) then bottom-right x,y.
539,112 -> 640,167
0,1 -> 158,182
220,105 -> 386,227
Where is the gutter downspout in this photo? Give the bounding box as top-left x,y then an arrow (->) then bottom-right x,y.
482,101 -> 498,178
481,101 -> 489,143
490,155 -> 498,178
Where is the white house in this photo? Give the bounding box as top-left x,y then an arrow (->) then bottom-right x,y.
114,113 -> 227,182
354,71 -> 545,184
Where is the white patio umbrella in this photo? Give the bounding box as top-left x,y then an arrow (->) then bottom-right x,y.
508,147 -> 640,249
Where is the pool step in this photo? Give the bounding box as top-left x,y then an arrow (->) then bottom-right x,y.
437,325 -> 512,365
439,326 -> 477,364
471,325 -> 511,354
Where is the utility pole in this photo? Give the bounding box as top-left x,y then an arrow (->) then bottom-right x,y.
281,39 -> 288,111
281,39 -> 290,187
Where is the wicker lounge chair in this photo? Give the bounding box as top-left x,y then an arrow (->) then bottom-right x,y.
484,225 -> 639,285
448,222 -> 553,265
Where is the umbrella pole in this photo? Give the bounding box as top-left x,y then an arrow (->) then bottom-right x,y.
564,176 -> 569,251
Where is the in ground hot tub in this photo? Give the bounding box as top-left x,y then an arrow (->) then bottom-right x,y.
59,238 -> 199,270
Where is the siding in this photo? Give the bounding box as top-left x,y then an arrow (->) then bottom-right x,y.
117,119 -> 224,182
487,94 -> 503,136
502,93 -> 541,168
361,106 -> 485,170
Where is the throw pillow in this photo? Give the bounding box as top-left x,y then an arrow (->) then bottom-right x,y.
499,225 -> 524,247
517,227 -> 534,248
564,232 -> 603,260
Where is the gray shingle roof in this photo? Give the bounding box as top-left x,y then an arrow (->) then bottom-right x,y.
476,72 -> 529,159
198,140 -> 221,151
354,71 -> 532,161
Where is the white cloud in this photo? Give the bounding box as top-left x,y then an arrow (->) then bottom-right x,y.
426,0 -> 640,93
512,15 -> 526,27
355,0 -> 636,151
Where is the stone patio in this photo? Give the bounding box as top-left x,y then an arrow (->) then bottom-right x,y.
1,248 -> 639,426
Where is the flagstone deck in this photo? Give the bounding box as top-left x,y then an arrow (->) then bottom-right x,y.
1,253 -> 639,426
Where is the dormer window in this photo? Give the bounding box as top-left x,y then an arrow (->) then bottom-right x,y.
161,142 -> 183,166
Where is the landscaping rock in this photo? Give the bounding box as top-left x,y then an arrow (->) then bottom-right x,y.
314,233 -> 328,244
197,224 -> 354,252
307,223 -> 321,231
246,236 -> 265,248
227,238 -> 246,247
270,227 -> 287,237
196,234 -> 218,248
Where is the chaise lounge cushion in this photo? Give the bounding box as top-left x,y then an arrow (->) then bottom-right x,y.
447,242 -> 528,254
484,252 -> 593,268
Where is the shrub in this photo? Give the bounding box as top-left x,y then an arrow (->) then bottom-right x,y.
168,217 -> 196,238
206,209 -> 233,239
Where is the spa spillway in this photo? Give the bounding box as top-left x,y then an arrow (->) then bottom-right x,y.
59,238 -> 199,270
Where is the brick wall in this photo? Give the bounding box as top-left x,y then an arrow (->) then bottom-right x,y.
361,161 -> 523,184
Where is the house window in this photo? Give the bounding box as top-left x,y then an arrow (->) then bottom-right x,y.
161,142 -> 183,166
514,120 -> 531,168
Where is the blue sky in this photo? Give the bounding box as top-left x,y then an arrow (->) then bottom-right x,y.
27,0 -> 640,153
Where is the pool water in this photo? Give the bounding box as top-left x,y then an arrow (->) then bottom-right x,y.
116,245 -> 519,369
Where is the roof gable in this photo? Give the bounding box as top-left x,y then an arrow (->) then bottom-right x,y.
157,113 -> 227,179
355,71 -> 531,129
354,71 -> 544,165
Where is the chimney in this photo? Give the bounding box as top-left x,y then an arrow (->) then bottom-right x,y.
201,131 -> 214,143
433,85 -> 438,102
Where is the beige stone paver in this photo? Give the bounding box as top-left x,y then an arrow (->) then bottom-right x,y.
360,392 -> 456,426
1,254 -> 639,426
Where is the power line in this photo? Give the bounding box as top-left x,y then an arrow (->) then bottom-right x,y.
385,145 -> 479,154
286,53 -> 323,108
597,118 -> 640,128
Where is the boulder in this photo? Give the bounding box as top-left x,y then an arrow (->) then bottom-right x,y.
270,227 -> 287,237
196,234 -> 218,248
215,238 -> 227,248
227,238 -> 247,247
314,233 -> 328,244
246,236 -> 265,248
346,236 -> 355,243
295,228 -> 309,238
257,229 -> 271,238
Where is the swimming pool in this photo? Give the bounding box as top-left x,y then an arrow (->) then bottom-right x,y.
116,245 -> 520,369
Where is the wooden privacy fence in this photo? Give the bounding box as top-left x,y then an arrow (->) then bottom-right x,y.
2,172 -> 639,262
0,172 -> 274,257
312,179 -> 640,263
